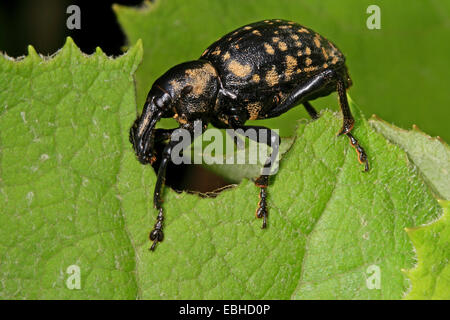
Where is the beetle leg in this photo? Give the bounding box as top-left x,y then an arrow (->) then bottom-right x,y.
347,132 -> 369,172
303,101 -> 319,120
336,79 -> 369,172
336,79 -> 355,136
265,69 -> 335,118
149,140 -> 175,251
255,175 -> 269,229
231,125 -> 280,228
147,128 -> 177,165
149,128 -> 197,251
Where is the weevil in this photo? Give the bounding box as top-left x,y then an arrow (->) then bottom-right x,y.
129,19 -> 369,251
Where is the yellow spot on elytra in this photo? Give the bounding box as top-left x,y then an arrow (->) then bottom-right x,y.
211,48 -> 221,55
265,66 -> 279,86
305,47 -> 311,55
247,102 -> 262,120
291,34 -> 299,41
252,30 -> 262,36
305,57 -> 312,66
294,41 -> 302,47
272,37 -> 280,43
296,68 -> 302,74
279,25 -> 291,29
288,21 -> 295,25
234,44 -> 240,49
331,56 -> 339,64
223,51 -> 230,61
314,36 -> 321,48
323,63 -> 329,68
321,47 -> 329,60
297,50 -> 302,56
274,30 -> 279,34
228,60 -> 252,78
243,26 -> 252,30
202,49 -> 209,56
303,66 -> 318,72
278,41 -> 288,51
252,74 -> 260,83
285,55 -> 297,80
264,43 -> 275,55
298,28 -> 309,33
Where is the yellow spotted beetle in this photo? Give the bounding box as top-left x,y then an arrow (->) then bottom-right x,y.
129,19 -> 369,251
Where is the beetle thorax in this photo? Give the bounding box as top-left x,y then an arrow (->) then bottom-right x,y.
156,60 -> 220,124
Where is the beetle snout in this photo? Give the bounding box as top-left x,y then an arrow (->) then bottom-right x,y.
130,96 -> 164,165
129,117 -> 155,165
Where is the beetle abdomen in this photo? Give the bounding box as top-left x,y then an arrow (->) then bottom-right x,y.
201,19 -> 345,92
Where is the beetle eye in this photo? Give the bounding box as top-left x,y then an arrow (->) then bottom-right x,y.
154,91 -> 172,109
155,96 -> 165,108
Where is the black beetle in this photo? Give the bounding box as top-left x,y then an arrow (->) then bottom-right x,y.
129,19 -> 369,251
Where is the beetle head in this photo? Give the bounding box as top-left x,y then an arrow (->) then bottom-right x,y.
129,85 -> 171,165
130,60 -> 219,165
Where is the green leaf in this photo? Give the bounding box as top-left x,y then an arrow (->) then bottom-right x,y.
117,97 -> 440,299
201,136 -> 295,183
0,38 -> 143,299
114,0 -> 450,141
112,1 -> 449,298
405,200 -> 450,300
368,119 -> 449,300
369,117 -> 450,200
1,14 -> 445,300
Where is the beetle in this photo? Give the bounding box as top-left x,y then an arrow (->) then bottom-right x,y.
129,19 -> 369,251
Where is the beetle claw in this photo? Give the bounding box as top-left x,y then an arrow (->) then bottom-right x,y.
364,162 -> 369,172
256,188 -> 268,229
149,229 -> 164,251
256,206 -> 268,229
149,239 -> 158,251
149,208 -> 164,251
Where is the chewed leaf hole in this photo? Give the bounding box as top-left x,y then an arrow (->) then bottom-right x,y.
150,140 -> 235,196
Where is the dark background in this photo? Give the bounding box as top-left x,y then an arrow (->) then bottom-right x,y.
0,0 -> 142,58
